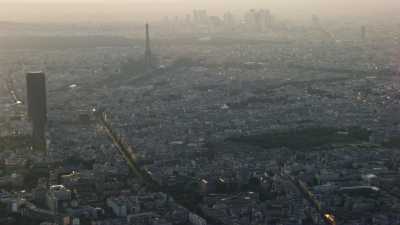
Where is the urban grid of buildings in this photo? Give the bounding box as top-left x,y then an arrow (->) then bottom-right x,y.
1,8 -> 400,225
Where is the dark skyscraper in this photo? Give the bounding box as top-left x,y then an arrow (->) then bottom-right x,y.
26,72 -> 47,151
144,23 -> 152,70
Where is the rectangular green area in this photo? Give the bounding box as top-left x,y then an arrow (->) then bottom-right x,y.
227,127 -> 370,150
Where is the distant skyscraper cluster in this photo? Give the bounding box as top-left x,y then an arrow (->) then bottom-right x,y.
244,9 -> 273,32
162,9 -> 274,33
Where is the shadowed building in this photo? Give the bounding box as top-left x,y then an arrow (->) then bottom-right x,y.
144,23 -> 152,70
26,72 -> 47,151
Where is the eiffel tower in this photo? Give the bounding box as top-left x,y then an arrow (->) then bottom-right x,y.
144,23 -> 152,70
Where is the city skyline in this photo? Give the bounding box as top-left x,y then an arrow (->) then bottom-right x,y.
0,0 -> 399,23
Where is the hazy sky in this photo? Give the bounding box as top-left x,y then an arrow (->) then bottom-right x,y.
1,0 -> 399,23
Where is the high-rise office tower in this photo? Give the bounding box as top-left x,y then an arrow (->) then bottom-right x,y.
26,72 -> 47,151
245,9 -> 257,31
264,10 -> 272,28
361,26 -> 366,41
193,10 -> 199,24
312,15 -> 320,28
185,14 -> 192,25
256,9 -> 271,32
144,23 -> 152,70
223,12 -> 234,25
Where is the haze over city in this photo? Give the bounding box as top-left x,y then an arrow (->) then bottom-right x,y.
1,0 -> 399,23
1,0 -> 400,225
